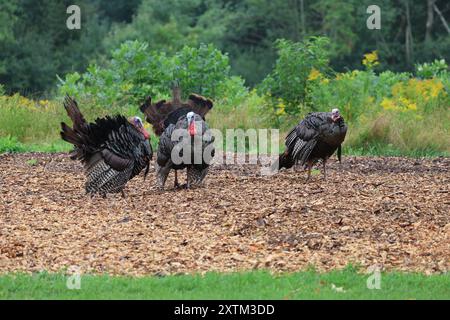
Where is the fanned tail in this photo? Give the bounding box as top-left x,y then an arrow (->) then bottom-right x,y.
140,85 -> 213,136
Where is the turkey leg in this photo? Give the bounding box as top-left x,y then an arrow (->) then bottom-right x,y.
155,162 -> 171,190
306,161 -> 313,182
174,170 -> 180,188
322,159 -> 327,180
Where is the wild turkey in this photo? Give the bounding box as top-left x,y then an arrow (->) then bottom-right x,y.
140,86 -> 214,189
60,96 -> 153,196
273,108 -> 347,180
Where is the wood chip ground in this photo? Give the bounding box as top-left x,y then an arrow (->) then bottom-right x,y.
0,153 -> 448,275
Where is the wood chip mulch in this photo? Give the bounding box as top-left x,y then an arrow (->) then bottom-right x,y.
0,153 -> 448,275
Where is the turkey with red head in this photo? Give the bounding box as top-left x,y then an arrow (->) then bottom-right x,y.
140,86 -> 214,189
60,96 -> 153,196
272,108 -> 347,181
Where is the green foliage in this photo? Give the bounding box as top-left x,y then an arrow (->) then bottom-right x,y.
0,136 -> 70,153
310,0 -> 358,57
416,59 -> 448,79
259,37 -> 331,115
2,0 -> 450,95
0,136 -> 25,153
306,70 -> 378,122
0,94 -> 117,153
103,0 -> 202,53
172,44 -> 232,98
58,41 -> 234,106
0,95 -> 62,144
2,37 -> 449,157
97,0 -> 141,23
0,0 -> 108,96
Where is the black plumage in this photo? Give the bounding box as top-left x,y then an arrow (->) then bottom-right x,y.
274,109 -> 347,180
60,96 -> 152,196
140,86 -> 214,189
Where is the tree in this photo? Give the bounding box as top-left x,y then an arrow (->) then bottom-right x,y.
0,0 -> 108,96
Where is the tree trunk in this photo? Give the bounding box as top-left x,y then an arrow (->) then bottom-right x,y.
300,0 -> 306,36
425,0 -> 435,43
434,3 -> 450,34
292,0 -> 301,41
404,0 -> 414,66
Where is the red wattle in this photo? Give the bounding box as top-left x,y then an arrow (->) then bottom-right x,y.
189,121 -> 196,136
142,129 -> 150,140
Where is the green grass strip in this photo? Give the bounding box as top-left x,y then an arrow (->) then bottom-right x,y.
1,269 -> 448,300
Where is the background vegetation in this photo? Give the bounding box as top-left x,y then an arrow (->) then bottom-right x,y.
0,0 -> 449,156
1,0 -> 449,94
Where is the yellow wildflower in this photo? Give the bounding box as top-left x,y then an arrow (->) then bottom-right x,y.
399,97 -> 410,106
391,83 -> 402,97
276,99 -> 286,116
308,68 -> 321,81
380,98 -> 396,111
407,103 -> 417,111
350,70 -> 360,79
430,79 -> 444,98
362,51 -> 380,68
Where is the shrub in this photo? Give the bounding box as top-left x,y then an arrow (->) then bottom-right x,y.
58,41 -> 236,107
259,37 -> 331,115
306,70 -> 376,122
214,76 -> 249,111
172,44 -> 232,98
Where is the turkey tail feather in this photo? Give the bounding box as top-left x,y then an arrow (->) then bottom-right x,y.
187,94 -> 213,118
140,96 -> 176,135
60,96 -> 90,160
63,95 -> 87,132
60,122 -> 80,146
271,151 -> 295,173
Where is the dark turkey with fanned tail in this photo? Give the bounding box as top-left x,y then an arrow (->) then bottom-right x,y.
140,86 -> 215,189
60,96 -> 152,196
272,108 -> 347,181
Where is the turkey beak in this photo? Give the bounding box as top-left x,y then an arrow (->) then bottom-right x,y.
188,118 -> 196,136
332,114 -> 341,122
